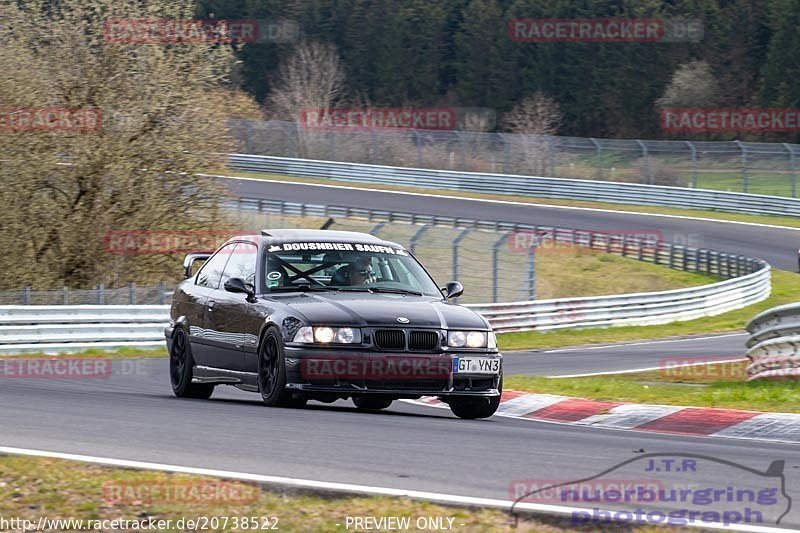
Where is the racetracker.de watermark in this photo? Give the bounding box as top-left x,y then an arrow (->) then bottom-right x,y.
507,229 -> 664,253
508,18 -> 703,43
298,108 -> 457,131
103,18 -> 299,44
103,230 -> 249,255
0,108 -> 102,133
0,358 -> 147,379
103,481 -> 260,505
300,356 -> 452,380
661,108 -> 800,133
659,357 -> 747,380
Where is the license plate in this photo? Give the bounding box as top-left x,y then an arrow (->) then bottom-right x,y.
453,356 -> 500,374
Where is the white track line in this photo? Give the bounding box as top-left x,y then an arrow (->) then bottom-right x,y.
0,445 -> 793,532
548,358 -> 748,378
214,173 -> 800,232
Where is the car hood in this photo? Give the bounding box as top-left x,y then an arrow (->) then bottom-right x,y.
271,292 -> 490,330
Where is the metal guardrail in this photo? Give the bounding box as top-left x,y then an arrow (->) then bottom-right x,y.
226,154 -> 800,217
0,200 -> 771,352
229,119 -> 800,198
0,305 -> 168,354
745,303 -> 800,380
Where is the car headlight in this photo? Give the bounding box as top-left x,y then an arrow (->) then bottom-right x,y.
314,326 -> 335,343
293,326 -> 361,344
447,331 -> 487,348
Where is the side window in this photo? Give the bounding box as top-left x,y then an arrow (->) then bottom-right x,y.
195,243 -> 236,289
220,242 -> 258,289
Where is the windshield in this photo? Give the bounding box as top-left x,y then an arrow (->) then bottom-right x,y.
262,241 -> 441,296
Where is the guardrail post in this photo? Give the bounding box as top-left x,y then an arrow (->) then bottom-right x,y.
526,247 -> 536,300
97,284 -> 104,305
413,130 -> 423,167
244,121 -> 253,154
21,286 -> 30,305
735,141 -> 748,193
636,140 -> 650,184
547,135 -> 556,176
284,122 -> 297,158
369,222 -> 386,236
502,134 -> 510,174
63,287 -> 69,305
409,225 -> 431,255
456,131 -> 467,170
159,281 -> 166,305
369,131 -> 377,164
491,233 -> 509,303
129,282 -> 136,305
784,143 -> 797,198
327,131 -> 335,161
452,229 -> 472,299
590,138 -> 602,180
686,141 -> 697,188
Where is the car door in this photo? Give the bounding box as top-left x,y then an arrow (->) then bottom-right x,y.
204,241 -> 260,372
190,242 -> 237,367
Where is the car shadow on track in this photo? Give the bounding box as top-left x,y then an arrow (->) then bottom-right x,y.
168,394 -> 458,420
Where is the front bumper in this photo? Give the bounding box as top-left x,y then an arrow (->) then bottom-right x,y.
283,346 -> 502,398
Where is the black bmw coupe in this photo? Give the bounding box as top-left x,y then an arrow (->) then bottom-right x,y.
166,229 -> 502,419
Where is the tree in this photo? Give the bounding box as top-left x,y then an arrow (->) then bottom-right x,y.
501,92 -> 561,175
0,0 -> 260,289
265,40 -> 348,120
656,61 -> 721,108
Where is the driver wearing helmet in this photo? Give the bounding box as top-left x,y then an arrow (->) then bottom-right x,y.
344,256 -> 376,285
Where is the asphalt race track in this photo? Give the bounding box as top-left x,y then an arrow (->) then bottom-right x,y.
504,333 -> 749,377
225,176 -> 800,270
1,359 -> 799,528
4,178 -> 799,529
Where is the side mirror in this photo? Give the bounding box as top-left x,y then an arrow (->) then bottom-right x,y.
183,252 -> 212,279
442,281 -> 464,299
224,277 -> 257,303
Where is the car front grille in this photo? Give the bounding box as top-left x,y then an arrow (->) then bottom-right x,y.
408,330 -> 439,351
374,329 -> 406,350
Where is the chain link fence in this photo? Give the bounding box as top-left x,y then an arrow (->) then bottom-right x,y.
6,195 -> 755,305
0,213 -> 535,305
229,119 -> 800,198
0,283 -> 172,306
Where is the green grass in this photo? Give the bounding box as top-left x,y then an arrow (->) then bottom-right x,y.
535,247 -> 719,299
505,361 -> 800,413
0,455 -> 668,532
498,269 -> 797,352
224,170 -> 800,229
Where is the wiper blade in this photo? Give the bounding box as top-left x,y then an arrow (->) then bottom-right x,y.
367,287 -> 424,296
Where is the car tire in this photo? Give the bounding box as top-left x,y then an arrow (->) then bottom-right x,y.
352,396 -> 393,410
448,376 -> 502,419
258,326 -> 307,408
169,328 -> 215,399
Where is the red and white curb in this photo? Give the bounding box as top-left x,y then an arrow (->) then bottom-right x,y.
411,391 -> 800,444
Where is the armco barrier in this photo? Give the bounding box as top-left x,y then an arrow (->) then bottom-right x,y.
0,260 -> 770,352
745,303 -> 800,380
225,154 -> 800,217
0,305 -> 168,354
